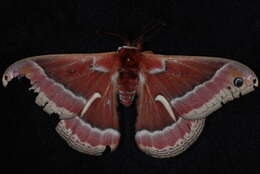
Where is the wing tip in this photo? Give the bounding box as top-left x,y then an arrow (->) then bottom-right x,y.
2,59 -> 32,87
2,72 -> 10,87
2,65 -> 19,87
2,58 -> 80,119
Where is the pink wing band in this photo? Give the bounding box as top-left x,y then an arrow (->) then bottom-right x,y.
56,117 -> 120,155
3,59 -> 86,119
172,63 -> 256,119
135,118 -> 205,158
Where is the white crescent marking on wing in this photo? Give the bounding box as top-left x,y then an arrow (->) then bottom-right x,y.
80,93 -> 101,116
155,95 -> 177,121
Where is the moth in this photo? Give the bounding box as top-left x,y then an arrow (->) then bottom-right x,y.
2,43 -> 258,158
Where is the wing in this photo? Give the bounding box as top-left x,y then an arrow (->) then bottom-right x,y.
135,54 -> 258,158
3,53 -> 121,155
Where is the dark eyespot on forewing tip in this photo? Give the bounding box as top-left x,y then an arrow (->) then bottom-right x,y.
2,68 -> 16,87
231,61 -> 258,88
2,75 -> 8,87
2,60 -> 21,87
233,77 -> 244,87
2,58 -> 34,87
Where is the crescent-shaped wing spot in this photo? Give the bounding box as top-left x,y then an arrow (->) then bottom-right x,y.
80,92 -> 102,116
155,95 -> 177,121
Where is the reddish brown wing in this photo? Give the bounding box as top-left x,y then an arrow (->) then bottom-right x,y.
135,54 -> 258,158
3,53 -> 121,155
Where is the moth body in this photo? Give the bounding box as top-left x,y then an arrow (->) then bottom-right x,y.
117,47 -> 140,106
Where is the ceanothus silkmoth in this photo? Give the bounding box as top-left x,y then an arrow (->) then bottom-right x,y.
2,43 -> 258,158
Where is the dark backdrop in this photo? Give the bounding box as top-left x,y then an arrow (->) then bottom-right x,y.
0,0 -> 259,173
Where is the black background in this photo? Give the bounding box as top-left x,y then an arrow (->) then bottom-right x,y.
0,0 -> 260,173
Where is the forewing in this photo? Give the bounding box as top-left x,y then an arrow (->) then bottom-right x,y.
135,54 -> 258,158
3,53 -> 120,155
